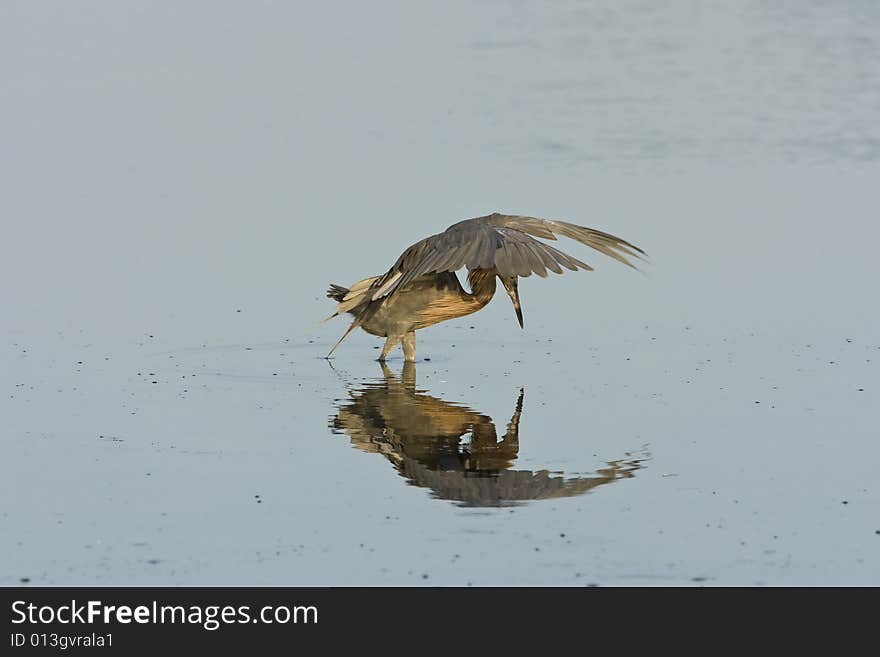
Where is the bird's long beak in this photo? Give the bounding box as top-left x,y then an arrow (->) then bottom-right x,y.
500,276 -> 524,329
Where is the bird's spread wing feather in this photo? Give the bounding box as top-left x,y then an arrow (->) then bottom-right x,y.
368,212 -> 645,302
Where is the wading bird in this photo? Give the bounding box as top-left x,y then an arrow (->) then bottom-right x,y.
325,212 -> 644,361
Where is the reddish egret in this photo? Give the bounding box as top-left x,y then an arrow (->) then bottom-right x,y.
325,212 -> 644,360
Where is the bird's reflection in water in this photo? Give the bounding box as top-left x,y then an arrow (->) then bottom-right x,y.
330,362 -> 646,507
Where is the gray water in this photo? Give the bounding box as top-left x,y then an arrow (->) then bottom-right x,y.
2,0 -> 878,585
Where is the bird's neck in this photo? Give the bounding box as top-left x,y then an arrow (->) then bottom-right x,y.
466,269 -> 497,308
410,271 -> 496,330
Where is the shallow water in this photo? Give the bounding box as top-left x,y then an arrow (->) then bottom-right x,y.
3,1 -> 879,585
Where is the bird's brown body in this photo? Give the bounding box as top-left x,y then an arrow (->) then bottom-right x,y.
325,213 -> 644,361
327,269 -> 499,360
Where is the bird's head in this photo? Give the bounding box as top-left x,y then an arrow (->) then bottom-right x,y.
499,276 -> 523,329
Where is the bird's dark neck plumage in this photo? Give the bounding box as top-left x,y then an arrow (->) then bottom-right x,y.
466,268 -> 497,306
409,269 -> 497,330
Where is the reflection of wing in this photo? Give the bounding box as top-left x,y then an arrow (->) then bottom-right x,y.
368,213 -> 646,302
329,362 -> 648,507
397,458 -> 643,508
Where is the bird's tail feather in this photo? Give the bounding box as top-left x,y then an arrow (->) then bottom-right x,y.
323,283 -> 349,322
328,275 -> 381,317
327,283 -> 349,303
324,275 -> 383,324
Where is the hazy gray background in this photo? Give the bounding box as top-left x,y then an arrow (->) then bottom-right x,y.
2,0 -> 878,585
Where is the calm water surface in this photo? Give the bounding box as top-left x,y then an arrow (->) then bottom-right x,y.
2,1 -> 879,585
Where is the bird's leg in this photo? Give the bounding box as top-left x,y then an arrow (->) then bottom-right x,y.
378,360 -> 394,379
401,331 -> 416,362
401,360 -> 416,390
378,336 -> 398,361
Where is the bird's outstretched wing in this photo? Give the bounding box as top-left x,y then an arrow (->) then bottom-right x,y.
368,212 -> 645,302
